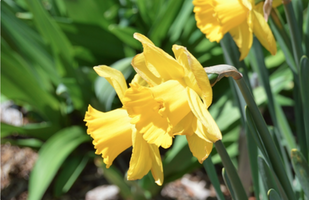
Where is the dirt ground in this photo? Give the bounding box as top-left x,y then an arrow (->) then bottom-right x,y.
1,143 -> 233,200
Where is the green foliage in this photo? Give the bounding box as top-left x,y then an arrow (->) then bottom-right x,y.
1,0 -> 309,199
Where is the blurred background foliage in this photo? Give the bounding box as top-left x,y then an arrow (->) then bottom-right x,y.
1,0 -> 308,199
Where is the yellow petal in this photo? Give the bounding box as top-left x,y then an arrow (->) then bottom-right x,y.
252,2 -> 277,55
229,18 -> 253,60
131,53 -> 162,87
84,105 -> 132,168
240,0 -> 253,11
193,0 -> 249,42
133,33 -> 184,82
127,128 -> 152,180
173,112 -> 197,136
186,133 -> 213,163
133,32 -> 155,46
131,71 -> 149,87
186,87 -> 222,142
93,65 -> 128,103
195,119 -> 220,143
151,80 -> 191,126
123,83 -> 173,148
172,45 -> 213,108
124,80 -> 191,148
149,144 -> 164,186
193,0 -> 224,42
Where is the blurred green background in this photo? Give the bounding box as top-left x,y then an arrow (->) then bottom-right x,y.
1,0 -> 308,199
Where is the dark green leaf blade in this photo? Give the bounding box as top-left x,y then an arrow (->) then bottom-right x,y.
28,126 -> 89,200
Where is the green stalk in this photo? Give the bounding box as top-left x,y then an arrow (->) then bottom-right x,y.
269,9 -> 297,73
249,38 -> 278,128
203,155 -> 226,200
283,1 -> 304,69
246,124 -> 260,198
235,78 -> 296,200
305,3 -> 309,57
299,56 -> 309,161
214,140 -> 248,200
249,38 -> 296,151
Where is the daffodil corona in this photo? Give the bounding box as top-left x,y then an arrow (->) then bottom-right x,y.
193,0 -> 279,60
84,33 -> 222,185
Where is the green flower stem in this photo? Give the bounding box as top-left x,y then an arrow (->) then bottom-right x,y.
269,9 -> 297,73
250,38 -> 296,151
203,155 -> 226,200
214,140 -> 248,200
235,78 -> 296,200
283,0 -> 304,69
299,56 -> 309,161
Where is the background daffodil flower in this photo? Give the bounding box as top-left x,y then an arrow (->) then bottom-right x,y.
193,0 -> 278,60
127,33 -> 222,163
84,66 -> 164,186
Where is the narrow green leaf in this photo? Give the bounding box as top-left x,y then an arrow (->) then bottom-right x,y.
168,0 -> 193,42
25,0 -> 74,67
271,128 -> 293,183
1,123 -> 24,138
2,138 -> 43,149
268,189 -> 282,200
54,155 -> 89,197
222,168 -> 236,200
215,141 -> 248,200
136,0 -> 152,25
258,156 -> 289,200
236,78 -> 296,200
291,149 -> 309,198
249,38 -> 277,129
249,40 -> 296,155
291,0 -> 303,41
54,0 -> 67,16
203,156 -> 226,200
258,155 -> 278,191
2,3 -> 60,89
299,56 -> 309,160
304,3 -> 309,57
24,1 -> 89,112
1,122 -> 56,141
245,107 -> 269,161
149,0 -> 184,45
28,126 -> 89,200
246,124 -> 260,198
1,42 -> 61,124
269,10 -> 297,73
249,39 -> 296,151
273,100 -> 296,151
283,1 -> 304,68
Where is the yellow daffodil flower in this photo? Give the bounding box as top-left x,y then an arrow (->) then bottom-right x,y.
193,0 -> 278,60
84,33 -> 222,185
128,33 -> 222,159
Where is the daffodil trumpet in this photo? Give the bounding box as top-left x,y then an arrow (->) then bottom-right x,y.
84,33 -> 222,185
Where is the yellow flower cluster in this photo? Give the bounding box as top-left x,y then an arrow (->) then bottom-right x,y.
193,0 -> 280,60
84,33 -> 222,185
